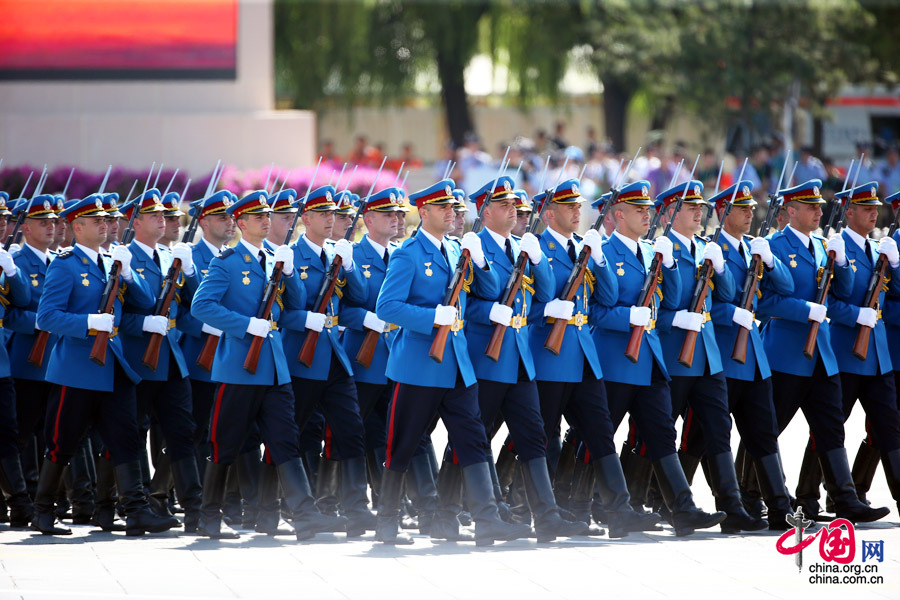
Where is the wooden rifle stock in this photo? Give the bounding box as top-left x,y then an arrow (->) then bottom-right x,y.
244,262 -> 285,374
486,252 -> 528,361
625,255 -> 662,363
90,264 -> 122,366
429,249 -> 470,363
731,254 -> 763,364
355,328 -> 380,368
678,260 -> 714,368
27,330 -> 50,368
544,252 -> 589,356
196,333 -> 218,372
851,253 -> 888,361
804,250 -> 836,359
141,258 -> 182,370
298,256 -> 342,367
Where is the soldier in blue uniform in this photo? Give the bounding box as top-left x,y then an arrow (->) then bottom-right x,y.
0,195 -> 34,529
653,180 -> 766,533
814,182 -> 900,514
160,191 -> 183,247
100,193 -> 123,251
189,190 -> 346,540
33,196 -> 180,536
591,181 -> 726,536
879,190 -> 900,511
279,185 -> 375,537
374,178 -> 530,546
117,191 -> 203,531
461,177 -> 592,541
759,179 -> 889,523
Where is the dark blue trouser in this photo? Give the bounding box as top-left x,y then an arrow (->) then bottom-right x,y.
668,369 -> 733,457
136,362 -> 196,462
0,376 -> 18,458
771,360 -> 845,452
478,371 -> 547,463
840,372 -> 900,453
604,364 -> 678,461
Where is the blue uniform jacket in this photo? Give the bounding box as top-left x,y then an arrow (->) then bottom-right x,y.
280,234 -> 366,381
758,228 -> 854,377
178,240 -> 220,382
710,236 -> 794,381
120,243 -> 199,381
466,230 -> 554,384
37,246 -> 153,391
190,243 -> 305,386
827,231 -> 900,376
657,234 -> 736,377
376,233 -> 499,388
883,230 -> 900,371
528,229 -> 615,383
340,235 -> 400,386
6,247 -> 55,381
590,233 -> 682,385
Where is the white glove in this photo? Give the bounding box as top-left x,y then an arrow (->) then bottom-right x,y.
172,242 -> 194,276
878,236 -> 900,268
142,315 -> 168,336
672,309 -> 703,332
434,304 -> 459,326
629,306 -> 651,327
807,302 -> 827,323
826,234 -> 846,266
489,303 -> 513,326
363,310 -> 386,332
703,241 -> 725,273
273,245 -> 294,276
518,232 -> 542,265
305,312 -> 326,332
0,249 -> 15,276
856,307 -> 877,328
88,313 -> 114,333
111,245 -> 133,278
461,232 -> 486,268
749,237 -> 773,267
653,236 -> 674,268
201,323 -> 222,336
732,307 -> 754,330
246,317 -> 270,338
7,244 -> 20,254
333,239 -> 353,270
543,299 -> 574,321
583,229 -> 606,266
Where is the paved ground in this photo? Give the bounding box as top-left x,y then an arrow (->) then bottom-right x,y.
1,403 -> 897,599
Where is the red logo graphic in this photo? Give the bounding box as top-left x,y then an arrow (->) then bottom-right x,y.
776,518 -> 856,564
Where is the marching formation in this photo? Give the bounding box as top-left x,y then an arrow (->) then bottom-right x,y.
0,149 -> 898,549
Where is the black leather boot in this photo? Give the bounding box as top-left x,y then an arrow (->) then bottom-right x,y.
235,449 -> 261,530
375,468 -> 413,545
198,461 -> 240,539
115,461 -> 181,536
149,451 -> 174,518
794,443 -> 824,520
0,455 -> 34,528
735,443 -> 765,520
754,453 -> 793,531
881,448 -> 900,515
569,458 -> 604,535
707,451 -> 767,533
171,457 -> 202,533
303,450 -> 321,491
520,458 -> 588,542
20,437 -> 39,501
430,460 -> 473,541
406,452 -> 437,535
851,440 -> 881,505
315,457 -> 341,518
653,454 -> 726,536
593,453 -> 662,538
462,462 -> 531,546
620,443 -> 653,513
341,456 -> 377,536
507,462 -> 533,526
553,430 -> 578,510
254,461 -> 292,535
365,450 -> 382,509
32,460 -> 71,535
277,458 -> 347,541
91,454 -> 125,532
495,443 -> 517,500
488,457 -> 511,522
221,464 -> 242,527
819,448 -> 889,523
678,449 -> 702,486
67,441 -> 95,524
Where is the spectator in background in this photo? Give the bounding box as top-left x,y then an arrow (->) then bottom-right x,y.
550,121 -> 568,150
821,157 -> 844,197
433,141 -> 459,180
696,148 -> 721,190
792,145 -> 827,184
854,141 -> 879,185
534,129 -> 550,154
585,126 -> 600,157
880,144 -> 900,194
320,140 -> 340,164
458,132 -> 491,172
398,143 -> 423,169
347,135 -> 369,166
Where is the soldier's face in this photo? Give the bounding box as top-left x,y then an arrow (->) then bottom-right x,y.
53,218 -> 67,242
547,202 -> 581,237
615,204 -> 651,238
105,217 -> 120,241
201,214 -> 235,243
303,210 -> 334,240
512,211 -> 530,237
0,216 -> 7,238
238,213 -> 270,240
73,217 -> 108,247
724,205 -> 754,235
786,202 -> 822,233
671,203 -> 704,235
135,211 -> 165,243
334,213 -> 353,239
363,210 -> 398,240
846,205 -> 878,235
483,198 -> 517,235
420,203 -> 455,234
22,218 -> 55,247
393,211 -> 407,236
164,216 -> 180,241
451,210 -> 466,236
269,213 -> 293,244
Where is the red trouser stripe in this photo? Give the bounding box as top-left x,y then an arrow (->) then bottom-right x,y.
681,408 -> 694,452
263,445 -> 273,465
627,422 -> 637,447
324,424 -> 333,459
809,431 -> 817,452
210,384 -> 226,463
583,448 -> 591,464
385,382 -> 401,469
49,386 -> 67,464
